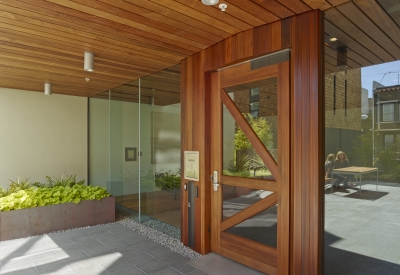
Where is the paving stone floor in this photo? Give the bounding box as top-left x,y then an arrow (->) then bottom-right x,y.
2,180 -> 400,275
325,181 -> 400,275
0,223 -> 206,275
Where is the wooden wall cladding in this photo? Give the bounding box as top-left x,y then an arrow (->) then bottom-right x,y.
181,10 -> 324,275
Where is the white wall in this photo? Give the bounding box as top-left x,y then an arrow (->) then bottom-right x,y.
0,88 -> 88,189
89,98 -> 181,195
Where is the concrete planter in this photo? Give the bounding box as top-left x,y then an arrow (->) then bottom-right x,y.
0,196 -> 115,241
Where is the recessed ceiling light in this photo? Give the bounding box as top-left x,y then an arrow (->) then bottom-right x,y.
202,0 -> 219,5
330,37 -> 337,42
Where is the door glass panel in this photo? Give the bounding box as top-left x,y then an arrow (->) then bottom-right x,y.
222,77 -> 278,179
222,184 -> 277,247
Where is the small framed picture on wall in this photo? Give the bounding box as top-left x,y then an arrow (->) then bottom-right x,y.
125,147 -> 137,161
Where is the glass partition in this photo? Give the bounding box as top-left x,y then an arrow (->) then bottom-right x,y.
324,61 -> 400,274
89,65 -> 181,230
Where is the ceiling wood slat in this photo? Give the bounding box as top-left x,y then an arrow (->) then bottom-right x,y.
176,0 -> 255,30
147,0 -> 242,34
301,0 -> 332,10
324,45 -> 362,69
124,0 -> 232,39
324,19 -> 382,65
326,0 -> 349,5
223,0 -> 280,23
354,0 -> 400,49
0,0 -> 398,97
11,0 -> 200,54
210,2 -> 267,27
377,0 -> 400,27
250,0 -> 295,18
325,8 -> 394,63
0,15 -> 186,62
45,0 -> 206,49
336,2 -> 400,59
276,0 -> 312,13
0,27 -> 173,68
96,0 -> 222,44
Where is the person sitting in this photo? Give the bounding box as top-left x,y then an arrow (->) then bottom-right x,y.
324,153 -> 335,178
334,151 -> 355,187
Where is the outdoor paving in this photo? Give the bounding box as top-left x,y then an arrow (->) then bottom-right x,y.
0,222 -> 201,275
325,181 -> 400,275
0,221 -> 261,275
1,180 -> 400,275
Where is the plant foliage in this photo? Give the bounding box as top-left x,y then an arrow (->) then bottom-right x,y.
154,169 -> 181,190
234,113 -> 273,151
0,175 -> 110,212
0,185 -> 110,212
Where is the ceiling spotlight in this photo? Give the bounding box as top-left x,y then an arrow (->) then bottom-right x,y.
202,0 -> 219,5
85,78 -> 90,82
219,3 -> 227,11
330,37 -> 337,42
84,51 -> 94,72
44,82 -> 52,95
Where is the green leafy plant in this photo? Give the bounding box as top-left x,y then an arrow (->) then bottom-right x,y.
234,114 -> 273,151
0,185 -> 110,212
154,169 -> 181,190
43,174 -> 85,188
8,177 -> 33,193
0,186 -> 10,198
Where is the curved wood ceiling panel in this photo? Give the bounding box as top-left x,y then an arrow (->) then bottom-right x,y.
0,0 -> 398,97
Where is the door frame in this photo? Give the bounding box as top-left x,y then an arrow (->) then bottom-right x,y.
210,58 -> 291,275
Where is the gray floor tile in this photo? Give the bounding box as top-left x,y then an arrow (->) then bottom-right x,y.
109,265 -> 145,274
37,264 -> 74,275
69,253 -> 122,273
83,240 -> 131,257
186,270 -> 208,275
147,266 -> 183,275
387,269 -> 400,275
143,246 -> 175,258
67,264 -> 109,275
1,250 -> 58,270
114,240 -> 159,255
0,266 -> 38,275
102,256 -> 141,273
123,234 -> 150,245
135,253 -> 187,274
170,261 -> 198,274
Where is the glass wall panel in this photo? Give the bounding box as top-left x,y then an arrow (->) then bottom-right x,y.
89,96 -> 110,191
139,65 -> 181,227
89,65 -> 181,230
324,61 -> 400,274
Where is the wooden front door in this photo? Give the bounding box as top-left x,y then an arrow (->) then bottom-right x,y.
210,57 -> 290,275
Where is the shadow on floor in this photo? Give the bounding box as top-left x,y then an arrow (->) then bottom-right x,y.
325,231 -> 400,275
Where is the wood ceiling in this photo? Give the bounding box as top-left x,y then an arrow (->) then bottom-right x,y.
0,0 -> 399,99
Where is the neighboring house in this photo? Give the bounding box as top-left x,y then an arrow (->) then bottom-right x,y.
373,83 -> 400,155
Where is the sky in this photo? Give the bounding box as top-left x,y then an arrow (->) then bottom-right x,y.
361,60 -> 400,97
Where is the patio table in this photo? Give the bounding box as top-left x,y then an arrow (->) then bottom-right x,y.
331,166 -> 378,192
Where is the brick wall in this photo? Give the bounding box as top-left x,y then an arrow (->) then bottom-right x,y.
325,69 -> 362,130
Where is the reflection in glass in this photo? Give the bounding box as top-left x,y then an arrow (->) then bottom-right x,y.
222,185 -> 277,247
89,64 -> 181,229
222,78 -> 278,180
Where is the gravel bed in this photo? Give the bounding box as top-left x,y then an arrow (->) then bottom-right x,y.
119,218 -> 201,259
